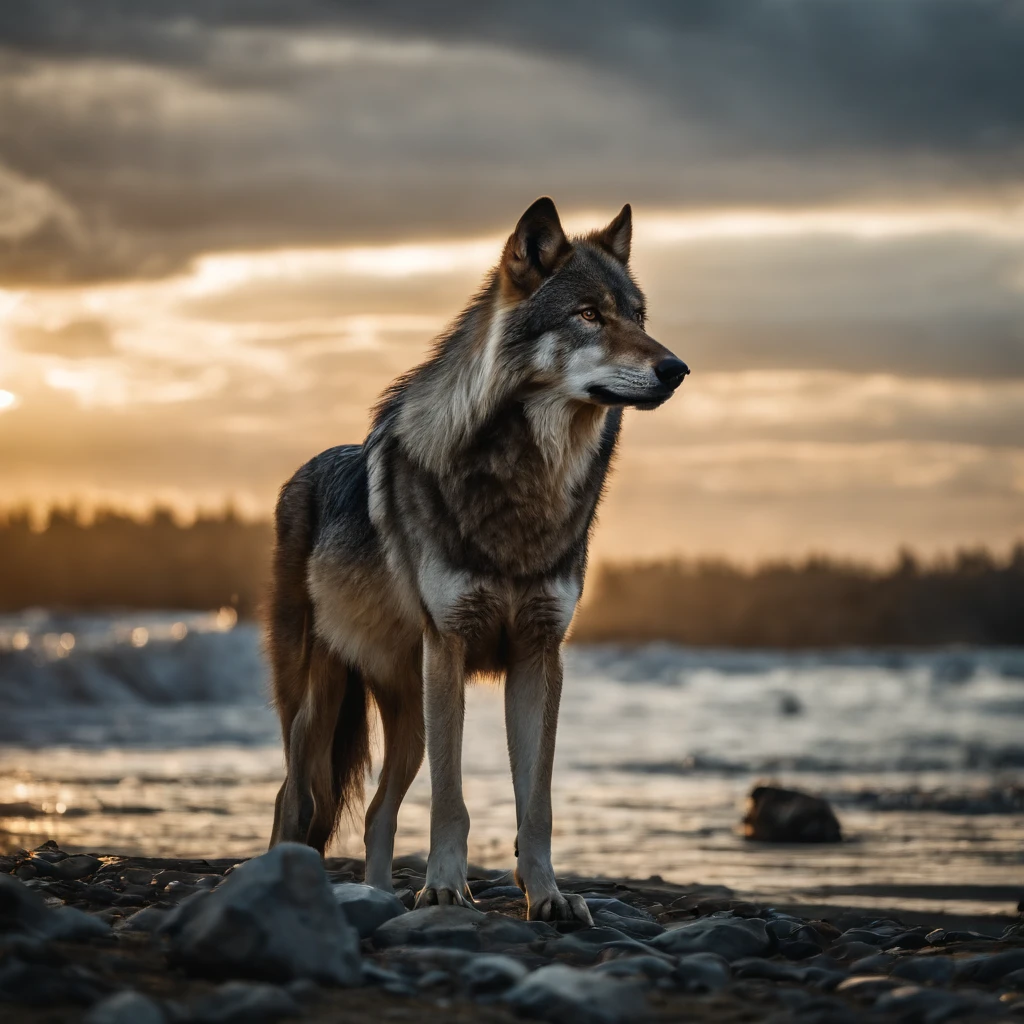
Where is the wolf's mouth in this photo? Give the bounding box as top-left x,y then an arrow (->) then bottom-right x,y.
587,384 -> 676,410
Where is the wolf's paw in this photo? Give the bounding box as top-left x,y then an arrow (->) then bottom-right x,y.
414,885 -> 475,910
527,891 -> 593,925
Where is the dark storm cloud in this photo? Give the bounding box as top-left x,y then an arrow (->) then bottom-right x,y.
0,1 -> 1022,283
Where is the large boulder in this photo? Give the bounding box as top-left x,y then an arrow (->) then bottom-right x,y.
165,843 -> 361,986
742,785 -> 842,843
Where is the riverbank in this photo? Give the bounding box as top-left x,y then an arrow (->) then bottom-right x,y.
2,841 -> 1022,1023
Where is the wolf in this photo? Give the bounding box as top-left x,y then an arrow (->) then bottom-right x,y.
267,197 -> 688,922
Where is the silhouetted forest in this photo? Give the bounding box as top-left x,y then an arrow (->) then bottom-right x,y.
1,507 -> 1022,647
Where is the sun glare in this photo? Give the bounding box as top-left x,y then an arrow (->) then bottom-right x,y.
0,389 -> 18,411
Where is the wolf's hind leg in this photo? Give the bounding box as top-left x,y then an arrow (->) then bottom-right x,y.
363,676 -> 425,890
505,643 -> 592,924
275,639 -> 352,854
415,629 -> 474,909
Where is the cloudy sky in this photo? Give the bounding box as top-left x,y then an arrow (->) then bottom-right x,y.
1,1 -> 1022,562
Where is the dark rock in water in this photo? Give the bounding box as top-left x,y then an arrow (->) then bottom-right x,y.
188,981 -> 302,1023
742,785 -> 842,843
331,883 -> 405,938
166,843 -> 361,986
778,693 -> 804,716
504,963 -> 648,1024
650,916 -> 772,962
459,953 -> 529,995
84,990 -> 166,1024
0,873 -> 110,942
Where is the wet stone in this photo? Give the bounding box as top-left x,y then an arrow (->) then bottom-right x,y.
331,883 -> 406,938
504,962 -> 649,1024
84,990 -> 166,1024
30,854 -> 102,881
650,915 -> 772,961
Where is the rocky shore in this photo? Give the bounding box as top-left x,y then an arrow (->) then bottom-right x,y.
2,841 -> 1023,1023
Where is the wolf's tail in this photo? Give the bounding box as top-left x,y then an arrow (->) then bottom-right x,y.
266,467 -> 371,854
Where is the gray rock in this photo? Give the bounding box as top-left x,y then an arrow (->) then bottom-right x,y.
477,913 -> 556,950
84,991 -> 166,1024
189,981 -> 301,1023
1002,968 -> 1024,991
650,916 -> 771,961
331,883 -> 406,938
166,843 -> 361,986
504,963 -> 648,1024
0,873 -> 110,941
459,953 -> 529,995
829,940 -> 883,961
891,955 -> 955,986
672,952 -> 731,992
373,905 -> 484,951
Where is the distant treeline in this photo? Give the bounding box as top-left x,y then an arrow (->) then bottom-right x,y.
1,507 -> 1022,647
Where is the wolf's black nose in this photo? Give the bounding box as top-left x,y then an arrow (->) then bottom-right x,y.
655,356 -> 689,389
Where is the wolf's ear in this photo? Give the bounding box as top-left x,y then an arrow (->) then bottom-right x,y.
501,197 -> 571,295
592,204 -> 632,264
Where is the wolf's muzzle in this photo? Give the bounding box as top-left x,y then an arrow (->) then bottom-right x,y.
655,356 -> 690,391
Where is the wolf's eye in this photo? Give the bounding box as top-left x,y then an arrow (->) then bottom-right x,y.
579,308 -> 599,322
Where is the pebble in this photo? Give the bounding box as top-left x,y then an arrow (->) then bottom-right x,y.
331,882 -> 406,938
848,952 -> 897,974
650,915 -> 771,961
166,843 -> 362,986
590,954 -> 675,985
84,990 -> 166,1024
733,957 -> 806,982
504,962 -> 648,1024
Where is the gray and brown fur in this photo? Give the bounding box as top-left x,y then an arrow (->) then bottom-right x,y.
267,198 -> 688,921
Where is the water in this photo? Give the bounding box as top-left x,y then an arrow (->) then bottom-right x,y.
2,611 -> 1022,916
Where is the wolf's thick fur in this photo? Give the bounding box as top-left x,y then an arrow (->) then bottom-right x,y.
267,198 -> 687,921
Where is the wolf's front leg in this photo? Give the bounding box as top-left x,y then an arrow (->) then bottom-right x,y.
415,628 -> 474,909
505,644 -> 592,924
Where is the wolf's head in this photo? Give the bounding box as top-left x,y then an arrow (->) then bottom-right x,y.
497,197 -> 688,411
